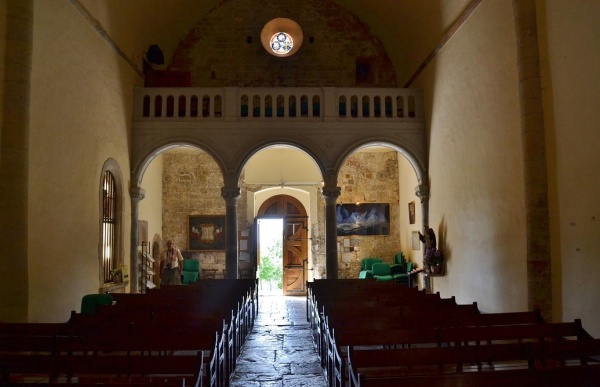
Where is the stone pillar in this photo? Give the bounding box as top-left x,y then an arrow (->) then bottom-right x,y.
130,187 -> 145,293
513,0 -> 552,321
222,186 -> 240,279
0,0 -> 33,322
322,184 -> 341,279
415,184 -> 431,292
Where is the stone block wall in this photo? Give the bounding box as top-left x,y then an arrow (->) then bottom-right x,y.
168,0 -> 396,87
162,149 -> 226,276
337,151 -> 401,278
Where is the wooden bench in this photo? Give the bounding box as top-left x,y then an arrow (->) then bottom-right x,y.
0,279 -> 257,386
346,338 -> 600,387
0,350 -> 204,386
349,364 -> 600,387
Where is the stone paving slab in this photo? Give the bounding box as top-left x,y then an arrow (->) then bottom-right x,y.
229,295 -> 327,387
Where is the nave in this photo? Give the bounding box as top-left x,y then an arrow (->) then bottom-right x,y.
229,295 -> 327,386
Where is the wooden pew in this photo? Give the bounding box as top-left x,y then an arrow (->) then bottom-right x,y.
1,279 -> 257,386
326,326 -> 441,387
346,338 -> 600,387
459,309 -> 544,326
0,350 -> 204,386
307,280 -> 455,358
350,364 -> 600,387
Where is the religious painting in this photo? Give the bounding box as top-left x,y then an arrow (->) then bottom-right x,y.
188,215 -> 226,251
336,203 -> 390,236
408,201 -> 416,224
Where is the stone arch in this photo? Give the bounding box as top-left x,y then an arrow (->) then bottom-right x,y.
335,140 -> 427,186
236,142 -> 326,186
132,140 -> 227,189
335,141 -> 429,275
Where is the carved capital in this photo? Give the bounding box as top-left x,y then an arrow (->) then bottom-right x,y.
415,184 -> 430,203
130,187 -> 146,202
221,186 -> 241,200
321,186 -> 341,199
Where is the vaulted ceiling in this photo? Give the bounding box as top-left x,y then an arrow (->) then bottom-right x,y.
78,0 -> 472,86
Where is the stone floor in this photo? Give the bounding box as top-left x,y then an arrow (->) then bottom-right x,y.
229,294 -> 328,387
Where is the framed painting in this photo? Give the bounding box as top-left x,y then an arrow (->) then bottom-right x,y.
408,201 -> 416,224
336,203 -> 390,236
188,215 -> 226,251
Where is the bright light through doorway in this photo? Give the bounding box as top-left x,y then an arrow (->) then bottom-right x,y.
258,218 -> 283,295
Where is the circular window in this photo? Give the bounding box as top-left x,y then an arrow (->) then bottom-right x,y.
261,18 -> 303,57
270,32 -> 293,55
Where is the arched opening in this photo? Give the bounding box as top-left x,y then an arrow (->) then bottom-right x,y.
132,136 -> 426,289
241,144 -> 323,283
257,194 -> 308,296
137,145 -> 227,284
335,144 -> 423,284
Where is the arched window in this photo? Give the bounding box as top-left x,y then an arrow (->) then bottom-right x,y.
100,159 -> 123,284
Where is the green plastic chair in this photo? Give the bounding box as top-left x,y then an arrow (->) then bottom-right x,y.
181,258 -> 200,284
81,293 -> 113,315
359,258 -> 383,279
390,251 -> 406,275
371,263 -> 394,282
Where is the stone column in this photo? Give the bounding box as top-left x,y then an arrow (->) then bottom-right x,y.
322,184 -> 341,279
222,186 -> 240,279
513,0 -> 552,321
0,0 -> 33,322
130,187 -> 145,293
415,184 -> 431,292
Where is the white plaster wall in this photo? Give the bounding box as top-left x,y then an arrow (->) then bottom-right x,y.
28,1 -> 136,322
243,147 -> 322,185
139,153 -> 163,252
398,154 -> 422,265
421,0 -> 528,313
539,0 -> 600,336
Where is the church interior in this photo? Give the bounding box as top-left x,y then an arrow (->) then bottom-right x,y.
1,0 -> 599,382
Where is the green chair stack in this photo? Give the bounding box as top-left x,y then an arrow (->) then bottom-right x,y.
389,251 -> 406,275
358,257 -> 383,279
371,263 -> 394,282
181,258 -> 200,284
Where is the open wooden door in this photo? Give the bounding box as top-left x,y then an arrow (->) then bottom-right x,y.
283,217 -> 308,295
257,194 -> 308,296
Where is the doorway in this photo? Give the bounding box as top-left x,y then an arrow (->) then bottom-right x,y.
257,195 -> 308,296
257,218 -> 283,294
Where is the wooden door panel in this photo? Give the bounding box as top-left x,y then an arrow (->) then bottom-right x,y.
283,217 -> 307,295
284,267 -> 305,294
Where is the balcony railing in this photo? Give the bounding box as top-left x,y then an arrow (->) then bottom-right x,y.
133,87 -> 423,123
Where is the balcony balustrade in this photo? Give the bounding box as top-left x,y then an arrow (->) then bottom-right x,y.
133,87 -> 423,123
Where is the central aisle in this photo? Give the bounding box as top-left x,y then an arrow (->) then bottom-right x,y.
229,294 -> 328,387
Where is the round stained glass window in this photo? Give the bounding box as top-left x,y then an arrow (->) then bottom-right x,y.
261,18 -> 303,57
270,32 -> 293,55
